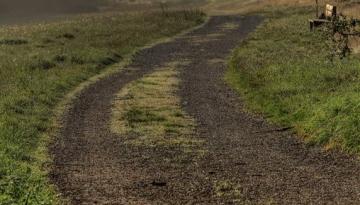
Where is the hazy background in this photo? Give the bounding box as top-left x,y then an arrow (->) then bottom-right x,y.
0,0 -> 105,14
0,0 -> 107,24
0,0 -> 207,25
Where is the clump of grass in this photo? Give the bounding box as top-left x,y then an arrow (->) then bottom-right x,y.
125,108 -> 167,126
98,53 -> 123,67
214,180 -> 244,203
0,10 -> 205,204
0,39 -> 28,45
70,55 -> 86,65
112,62 -> 203,150
53,54 -> 67,63
220,22 -> 239,30
57,33 -> 76,40
226,7 -> 360,153
30,58 -> 56,70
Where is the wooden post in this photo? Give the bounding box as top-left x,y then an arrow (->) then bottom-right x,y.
325,4 -> 337,18
316,0 -> 319,18
310,20 -> 314,31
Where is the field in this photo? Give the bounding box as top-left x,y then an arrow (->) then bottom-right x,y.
1,0 -> 360,204
0,10 -> 204,204
226,6 -> 360,153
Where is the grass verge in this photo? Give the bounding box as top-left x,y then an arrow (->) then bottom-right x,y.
111,61 -> 203,153
226,7 -> 360,154
0,10 -> 205,204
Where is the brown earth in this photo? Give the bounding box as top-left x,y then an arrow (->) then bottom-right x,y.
50,15 -> 360,204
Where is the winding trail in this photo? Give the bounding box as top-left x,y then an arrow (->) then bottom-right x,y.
50,16 -> 360,204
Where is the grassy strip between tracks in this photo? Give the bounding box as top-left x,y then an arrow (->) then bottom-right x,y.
111,61 -> 205,156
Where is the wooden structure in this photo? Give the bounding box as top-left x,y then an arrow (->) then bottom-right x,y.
309,4 -> 337,31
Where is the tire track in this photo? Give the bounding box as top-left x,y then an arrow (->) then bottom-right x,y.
50,15 -> 360,204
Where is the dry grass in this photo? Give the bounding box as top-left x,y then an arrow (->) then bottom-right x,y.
349,36 -> 360,54
203,0 -> 359,16
343,4 -> 360,54
111,61 -> 203,151
208,58 -> 225,65
189,33 -> 223,44
221,22 -> 239,30
342,3 -> 360,54
214,179 -> 277,204
343,4 -> 360,19
203,0 -> 314,15
214,180 -> 244,202
104,0 -> 207,13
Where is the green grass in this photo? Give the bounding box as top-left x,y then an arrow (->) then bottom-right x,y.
226,7 -> 360,154
0,10 -> 205,204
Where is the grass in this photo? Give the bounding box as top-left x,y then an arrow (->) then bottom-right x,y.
111,61 -> 203,152
203,0 -> 360,53
226,6 -> 360,154
0,10 -> 205,204
214,180 -> 243,201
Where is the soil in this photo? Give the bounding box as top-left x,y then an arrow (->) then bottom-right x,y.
50,15 -> 360,204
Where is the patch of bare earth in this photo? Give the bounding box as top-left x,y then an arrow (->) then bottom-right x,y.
50,16 -> 360,204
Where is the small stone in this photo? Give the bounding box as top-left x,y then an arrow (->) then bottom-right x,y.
151,180 -> 167,187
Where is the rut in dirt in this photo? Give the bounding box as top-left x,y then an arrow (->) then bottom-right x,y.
50,16 -> 360,204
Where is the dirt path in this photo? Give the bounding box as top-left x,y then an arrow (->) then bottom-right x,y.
50,16 -> 360,204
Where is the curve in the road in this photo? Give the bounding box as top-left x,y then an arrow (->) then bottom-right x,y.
50,16 -> 360,204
